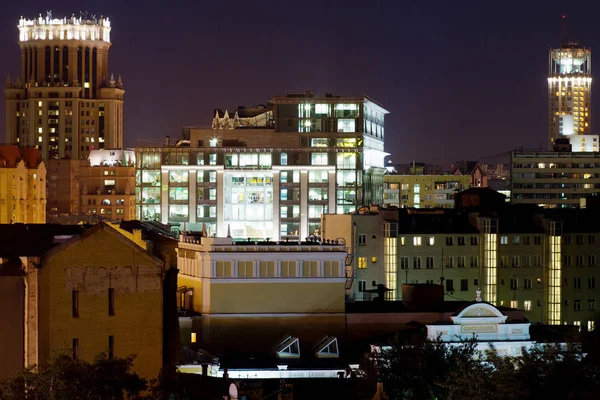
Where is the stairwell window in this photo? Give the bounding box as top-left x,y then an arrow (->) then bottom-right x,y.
72,290 -> 79,318
108,288 -> 115,316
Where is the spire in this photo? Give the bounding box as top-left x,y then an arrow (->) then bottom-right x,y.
202,222 -> 207,237
212,109 -> 220,129
15,76 -> 22,88
109,73 -> 115,88
227,224 -> 231,238
5,74 -> 11,88
233,110 -> 240,128
117,75 -> 123,88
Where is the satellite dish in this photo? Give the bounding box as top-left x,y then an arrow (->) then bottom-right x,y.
228,383 -> 239,399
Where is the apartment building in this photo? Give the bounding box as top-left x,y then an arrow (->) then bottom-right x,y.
322,205 -> 600,328
383,174 -> 470,208
47,149 -> 135,221
0,145 -> 46,223
135,91 -> 389,240
511,148 -> 600,208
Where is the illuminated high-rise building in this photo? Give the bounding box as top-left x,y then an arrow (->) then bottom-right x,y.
4,12 -> 124,160
548,16 -> 593,150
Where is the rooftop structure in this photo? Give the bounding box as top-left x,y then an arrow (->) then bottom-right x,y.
18,13 -> 111,43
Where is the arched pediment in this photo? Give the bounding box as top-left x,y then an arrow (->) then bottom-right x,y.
451,302 -> 507,324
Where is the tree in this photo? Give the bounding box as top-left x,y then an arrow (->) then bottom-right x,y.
0,351 -> 146,400
355,335 -> 484,400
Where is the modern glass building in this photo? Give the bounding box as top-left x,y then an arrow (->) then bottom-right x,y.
135,91 -> 389,240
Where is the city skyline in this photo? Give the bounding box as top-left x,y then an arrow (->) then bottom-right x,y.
2,1 -> 600,163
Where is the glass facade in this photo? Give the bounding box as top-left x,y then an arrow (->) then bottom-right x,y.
135,94 -> 389,239
224,171 -> 274,239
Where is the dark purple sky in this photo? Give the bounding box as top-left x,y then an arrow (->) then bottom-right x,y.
2,0 -> 599,164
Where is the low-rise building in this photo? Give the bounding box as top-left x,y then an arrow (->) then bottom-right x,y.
0,222 -> 176,380
511,148 -> 600,208
383,174 -> 470,208
322,205 -> 600,329
176,232 -> 347,357
0,146 -> 46,223
46,149 -> 135,221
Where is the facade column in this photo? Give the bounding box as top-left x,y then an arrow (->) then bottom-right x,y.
189,170 -> 197,224
300,169 -> 308,240
36,46 -> 44,84
272,170 -> 280,241
161,169 -> 168,224
68,47 -> 77,85
49,46 -> 54,84
20,48 -> 26,84
328,169 -> 336,215
217,169 -> 225,237
58,100 -> 65,157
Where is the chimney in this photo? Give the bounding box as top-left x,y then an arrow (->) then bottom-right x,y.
166,135 -> 171,146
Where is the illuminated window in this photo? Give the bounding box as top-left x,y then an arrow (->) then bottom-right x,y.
428,236 -> 435,246
413,236 -> 422,246
310,138 -> 328,147
311,152 -> 328,165
191,332 -> 197,343
510,300 -> 518,309
357,257 -> 367,269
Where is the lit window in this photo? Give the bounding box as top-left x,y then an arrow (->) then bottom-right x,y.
428,236 -> 435,246
358,257 -> 367,269
413,236 -> 422,246
524,300 -> 532,311
191,332 -> 197,343
84,82 -> 90,88
371,257 -> 377,264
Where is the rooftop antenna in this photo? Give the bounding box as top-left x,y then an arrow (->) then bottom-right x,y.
560,14 -> 567,46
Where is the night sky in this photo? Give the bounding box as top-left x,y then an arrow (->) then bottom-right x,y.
2,0 -> 600,165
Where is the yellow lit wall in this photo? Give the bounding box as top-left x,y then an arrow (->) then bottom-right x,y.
206,281 -> 345,314
38,226 -> 165,380
0,160 -> 46,223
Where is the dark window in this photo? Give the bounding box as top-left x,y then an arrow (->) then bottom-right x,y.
108,335 -> 114,359
108,288 -> 115,316
72,338 -> 79,359
77,46 -> 82,84
445,279 -> 454,292
53,46 -> 60,81
461,279 -> 469,291
92,48 -> 97,98
72,290 -> 79,318
44,46 -> 51,82
62,46 -> 69,83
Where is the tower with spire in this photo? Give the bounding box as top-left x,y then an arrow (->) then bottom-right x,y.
4,12 -> 125,160
548,15 -> 594,150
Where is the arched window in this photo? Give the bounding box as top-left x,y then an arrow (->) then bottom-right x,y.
102,199 -> 111,205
